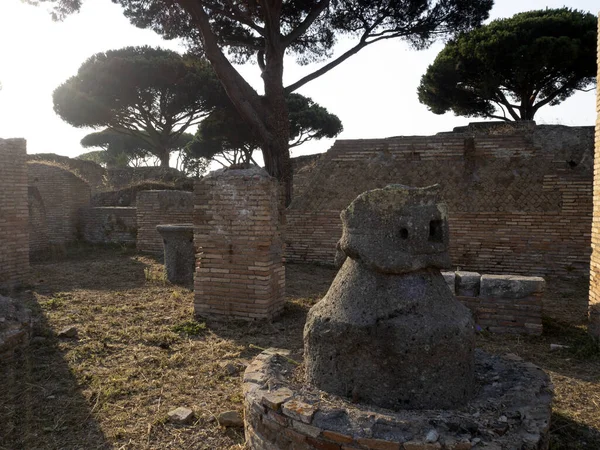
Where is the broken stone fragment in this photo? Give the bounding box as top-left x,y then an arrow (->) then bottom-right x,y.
281,399 -> 317,424
57,326 -> 78,338
261,387 -> 294,410
218,410 -> 243,428
167,406 -> 194,424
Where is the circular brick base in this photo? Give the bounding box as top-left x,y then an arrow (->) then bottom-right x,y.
243,349 -> 552,450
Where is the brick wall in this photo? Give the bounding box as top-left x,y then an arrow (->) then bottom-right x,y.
287,123 -> 594,320
28,162 -> 91,257
28,186 -> 49,258
136,190 -> 193,253
80,207 -> 137,245
0,139 -> 29,290
589,13 -> 600,336
194,168 -> 285,320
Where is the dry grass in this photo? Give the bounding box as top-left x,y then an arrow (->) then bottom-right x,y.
1,247 -> 599,449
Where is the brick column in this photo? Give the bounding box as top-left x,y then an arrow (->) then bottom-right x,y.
0,139 -> 29,290
589,12 -> 600,336
194,168 -> 285,320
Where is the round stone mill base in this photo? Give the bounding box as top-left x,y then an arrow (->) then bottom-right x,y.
243,349 -> 552,450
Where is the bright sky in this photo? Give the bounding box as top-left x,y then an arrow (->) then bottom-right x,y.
0,0 -> 597,164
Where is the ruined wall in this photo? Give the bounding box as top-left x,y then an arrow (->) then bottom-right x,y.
28,153 -> 106,194
287,124 -> 594,321
136,190 -> 193,253
80,207 -> 137,245
28,162 -> 91,257
194,168 -> 285,320
0,139 -> 29,290
443,271 -> 544,335
589,13 -> 600,336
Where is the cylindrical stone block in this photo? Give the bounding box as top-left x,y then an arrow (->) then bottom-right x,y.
157,224 -> 195,286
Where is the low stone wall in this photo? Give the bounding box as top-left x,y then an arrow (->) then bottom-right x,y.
80,207 -> 137,245
244,349 -> 553,450
443,271 -> 544,335
137,190 -> 193,253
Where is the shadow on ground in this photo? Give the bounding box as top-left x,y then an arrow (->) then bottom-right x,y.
550,411 -> 600,450
30,245 -> 157,295
0,291 -> 110,450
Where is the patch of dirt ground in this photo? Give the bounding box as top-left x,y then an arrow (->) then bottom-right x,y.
1,247 -> 599,449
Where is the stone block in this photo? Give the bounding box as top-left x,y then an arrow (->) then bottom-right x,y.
480,275 -> 545,299
441,271 -> 455,294
455,272 -> 480,297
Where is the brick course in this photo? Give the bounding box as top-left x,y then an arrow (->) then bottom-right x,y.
136,190 -> 193,253
0,139 -> 29,290
589,13 -> 600,336
194,168 -> 285,320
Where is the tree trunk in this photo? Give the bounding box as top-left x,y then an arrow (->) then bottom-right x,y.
262,15 -> 292,206
159,150 -> 170,167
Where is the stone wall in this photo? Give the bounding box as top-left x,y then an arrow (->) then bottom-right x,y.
80,207 -> 137,245
194,168 -> 285,320
589,13 -> 600,336
28,162 -> 91,257
443,271 -> 544,335
136,190 -> 193,253
287,123 -> 594,321
0,139 -> 29,290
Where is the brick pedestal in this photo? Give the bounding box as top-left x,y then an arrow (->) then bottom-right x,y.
589,12 -> 600,336
194,168 -> 285,320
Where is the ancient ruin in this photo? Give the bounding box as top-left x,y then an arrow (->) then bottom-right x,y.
156,224 -> 195,286
286,123 -> 594,322
194,167 -> 285,320
244,185 -> 553,449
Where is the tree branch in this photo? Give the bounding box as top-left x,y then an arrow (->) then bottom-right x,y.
282,0 -> 329,47
177,0 -> 270,141
285,39 -> 368,93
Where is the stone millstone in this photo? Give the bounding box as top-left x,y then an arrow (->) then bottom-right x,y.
304,185 -> 475,410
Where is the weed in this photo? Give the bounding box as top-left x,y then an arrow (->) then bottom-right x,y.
144,267 -> 167,284
172,320 -> 206,337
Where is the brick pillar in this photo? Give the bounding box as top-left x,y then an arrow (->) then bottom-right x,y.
194,168 -> 285,320
589,12 -> 600,336
0,139 -> 30,290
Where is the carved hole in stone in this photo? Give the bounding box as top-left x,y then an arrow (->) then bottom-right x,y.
429,220 -> 443,243
400,228 -> 409,240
